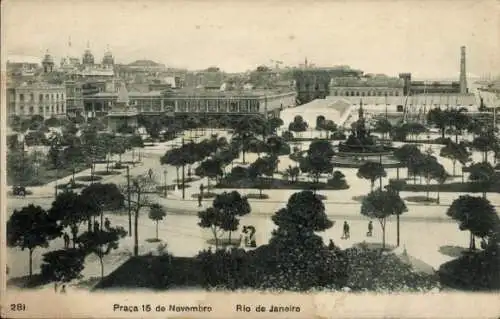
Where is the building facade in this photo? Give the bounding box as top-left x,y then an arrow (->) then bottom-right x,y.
83,89 -> 296,119
7,82 -> 66,119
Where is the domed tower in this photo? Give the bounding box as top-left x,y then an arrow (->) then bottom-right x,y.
42,50 -> 54,73
82,42 -> 95,66
102,45 -> 114,67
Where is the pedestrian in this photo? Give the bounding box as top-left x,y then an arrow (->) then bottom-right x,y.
54,282 -> 59,293
60,284 -> 66,294
198,194 -> 202,207
63,233 -> 70,248
93,221 -> 100,233
367,221 -> 373,237
104,217 -> 111,230
328,239 -> 336,250
342,221 -> 350,239
148,168 -> 153,180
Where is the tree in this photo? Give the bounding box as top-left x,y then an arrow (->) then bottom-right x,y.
248,156 -> 277,196
447,195 -> 500,250
413,155 -> 446,200
468,162 -> 495,198
40,249 -> 86,284
272,190 -> 333,235
472,132 -> 498,162
268,117 -> 284,134
285,165 -> 300,183
7,205 -> 61,277
299,140 -> 335,188
450,108 -> 471,143
212,191 -> 251,243
77,225 -> 127,279
440,142 -> 471,177
195,158 -> 224,189
234,116 -> 266,163
373,118 -> 393,140
357,161 -> 387,191
385,179 -> 407,246
288,115 -> 308,137
393,144 -> 422,179
361,189 -> 407,249
125,174 -> 157,256
80,183 -> 124,232
149,204 -> 167,240
427,108 -> 451,139
49,191 -> 91,247
161,148 -> 185,183
7,150 -> 35,187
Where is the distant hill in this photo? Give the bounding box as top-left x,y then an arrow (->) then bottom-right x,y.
127,60 -> 165,67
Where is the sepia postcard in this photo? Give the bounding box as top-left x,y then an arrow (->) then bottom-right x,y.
1,0 -> 500,318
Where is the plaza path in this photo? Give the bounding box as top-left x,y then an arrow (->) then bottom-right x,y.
6,128 -> 500,291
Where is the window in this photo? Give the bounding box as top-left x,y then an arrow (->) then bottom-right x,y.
361,92 -> 365,96
30,93 -> 34,101
39,94 -> 43,101
350,91 -> 355,96
56,105 -> 60,113
395,91 -> 399,96
29,106 -> 34,114
218,100 -> 227,112
250,100 -> 259,112
356,92 -> 360,96
19,94 -> 24,101
229,102 -> 238,113
38,106 -> 44,114
208,99 -> 217,112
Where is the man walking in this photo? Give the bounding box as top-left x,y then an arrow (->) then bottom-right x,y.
342,221 -> 350,239
367,221 -> 373,237
63,233 -> 70,249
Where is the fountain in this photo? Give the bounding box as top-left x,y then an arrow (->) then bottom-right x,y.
334,100 -> 403,168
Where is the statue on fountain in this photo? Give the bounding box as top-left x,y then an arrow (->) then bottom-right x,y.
340,101 -> 376,152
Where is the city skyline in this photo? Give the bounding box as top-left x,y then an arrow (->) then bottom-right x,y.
2,0 -> 499,78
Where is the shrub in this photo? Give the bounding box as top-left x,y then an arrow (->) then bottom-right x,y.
196,248 -> 255,289
227,166 -> 248,181
327,170 -> 349,188
345,247 -> 440,292
438,247 -> 500,290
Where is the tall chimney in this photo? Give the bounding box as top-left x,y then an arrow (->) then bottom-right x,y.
460,46 -> 467,94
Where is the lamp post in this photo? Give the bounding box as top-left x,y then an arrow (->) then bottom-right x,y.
163,169 -> 168,198
181,137 -> 185,200
126,165 -> 132,236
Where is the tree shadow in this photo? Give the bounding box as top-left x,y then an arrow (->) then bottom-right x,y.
404,195 -> 438,204
351,195 -> 366,202
7,274 -> 51,289
439,245 -> 468,258
352,241 -> 397,251
73,276 -> 101,289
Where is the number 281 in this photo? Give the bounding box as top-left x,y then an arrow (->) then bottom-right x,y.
10,303 -> 26,311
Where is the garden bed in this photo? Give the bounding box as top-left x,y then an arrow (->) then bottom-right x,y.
94,170 -> 121,176
56,182 -> 86,190
173,177 -> 200,183
246,193 -> 270,200
404,196 -> 439,204
190,192 -> 218,199
397,179 -> 500,193
75,175 -> 103,182
216,178 -> 350,191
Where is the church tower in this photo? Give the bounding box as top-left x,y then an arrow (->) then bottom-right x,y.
42,50 -> 54,73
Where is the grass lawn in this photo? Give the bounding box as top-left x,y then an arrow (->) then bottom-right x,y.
7,162 -> 90,187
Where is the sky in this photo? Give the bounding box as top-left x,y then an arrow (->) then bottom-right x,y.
2,0 -> 499,79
